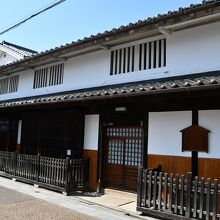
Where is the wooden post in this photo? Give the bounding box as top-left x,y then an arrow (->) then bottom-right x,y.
199,177 -> 205,219
212,179 -> 218,220
158,172 -> 162,210
36,153 -> 41,183
193,176 -> 198,218
63,157 -> 70,196
168,173 -> 173,212
185,172 -> 192,218
174,174 -> 179,214
148,171 -> 153,208
153,171 -> 158,209
142,169 -> 147,207
206,178 -> 211,220
14,151 -> 17,177
163,173 -> 168,211
180,175 -> 184,215
137,166 -> 143,208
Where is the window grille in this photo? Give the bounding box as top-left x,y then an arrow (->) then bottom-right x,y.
110,46 -> 135,75
8,75 -> 19,93
49,63 -> 64,86
33,63 -> 64,89
0,75 -> 19,95
110,38 -> 166,75
139,38 -> 166,70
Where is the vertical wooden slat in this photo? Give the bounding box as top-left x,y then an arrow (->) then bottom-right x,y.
123,48 -> 126,73
148,171 -> 153,207
206,178 -> 211,220
169,173 -> 173,212
161,39 -> 165,67
151,41 -> 154,69
139,44 -> 142,71
156,40 -> 160,68
193,176 -> 198,218
174,174 -> 179,214
142,169 -> 147,207
185,172 -> 192,218
153,171 -> 158,209
212,179 -> 218,220
158,172 -> 162,210
127,47 -> 130,73
163,173 -> 168,211
163,38 -> 166,66
180,174 -> 184,215
143,43 -> 147,70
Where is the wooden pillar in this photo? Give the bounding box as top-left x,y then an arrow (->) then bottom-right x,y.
143,113 -> 148,169
192,110 -> 198,177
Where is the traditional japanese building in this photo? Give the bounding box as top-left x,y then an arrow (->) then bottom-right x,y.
1,0 -> 220,193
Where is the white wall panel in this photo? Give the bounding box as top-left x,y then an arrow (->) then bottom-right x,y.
199,110 -> 220,158
83,115 -> 99,150
148,111 -> 192,156
167,21 -> 220,76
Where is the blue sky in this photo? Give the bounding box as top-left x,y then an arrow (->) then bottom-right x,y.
0,0 -> 202,52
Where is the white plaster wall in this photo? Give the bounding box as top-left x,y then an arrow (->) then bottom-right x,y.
199,110 -> 220,159
1,21 -> 220,100
83,115 -> 99,150
0,53 -> 17,66
148,111 -> 192,157
167,21 -> 220,76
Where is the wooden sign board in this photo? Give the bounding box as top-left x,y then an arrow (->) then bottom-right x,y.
180,125 -> 210,152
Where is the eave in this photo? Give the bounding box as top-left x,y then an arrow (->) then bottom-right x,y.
1,70 -> 220,109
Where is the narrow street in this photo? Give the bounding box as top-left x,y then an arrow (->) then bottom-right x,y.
0,177 -> 148,220
0,186 -> 97,220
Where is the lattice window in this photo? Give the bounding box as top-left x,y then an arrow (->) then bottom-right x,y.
108,139 -> 124,165
33,63 -> 64,89
106,126 -> 144,167
110,38 -> 166,75
0,75 -> 19,95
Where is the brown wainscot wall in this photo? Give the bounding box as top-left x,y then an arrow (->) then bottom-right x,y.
83,149 -> 98,191
148,154 -> 220,181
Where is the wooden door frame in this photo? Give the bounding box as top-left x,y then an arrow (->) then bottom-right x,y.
97,112 -> 148,193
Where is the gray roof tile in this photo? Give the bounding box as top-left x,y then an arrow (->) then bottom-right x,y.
1,41 -> 37,57
1,70 -> 220,108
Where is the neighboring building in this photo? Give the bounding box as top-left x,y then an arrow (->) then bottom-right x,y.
0,41 -> 37,66
0,0 -> 220,194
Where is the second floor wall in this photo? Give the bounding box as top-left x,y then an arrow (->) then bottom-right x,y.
1,20 -> 220,101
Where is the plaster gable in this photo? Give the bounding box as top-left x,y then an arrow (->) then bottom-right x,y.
0,51 -> 18,66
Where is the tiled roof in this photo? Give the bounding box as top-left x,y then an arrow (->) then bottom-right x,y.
1,71 -> 220,108
0,0 -> 219,70
1,41 -> 37,57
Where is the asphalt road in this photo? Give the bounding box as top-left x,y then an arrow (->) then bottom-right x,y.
0,186 -> 98,220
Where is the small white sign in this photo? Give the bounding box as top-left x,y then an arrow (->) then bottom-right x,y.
67,149 -> 71,156
115,107 -> 126,112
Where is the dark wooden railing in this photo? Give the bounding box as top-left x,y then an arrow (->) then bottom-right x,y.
137,168 -> 220,220
0,151 -> 89,195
